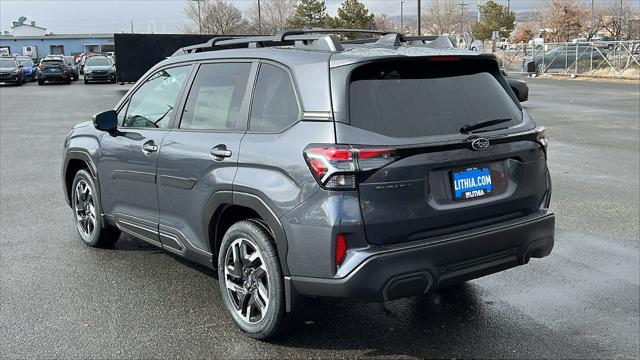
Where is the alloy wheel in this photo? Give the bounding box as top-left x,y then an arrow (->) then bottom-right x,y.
74,179 -> 97,238
223,238 -> 270,324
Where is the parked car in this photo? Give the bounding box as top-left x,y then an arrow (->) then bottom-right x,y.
525,43 -> 605,72
15,55 -> 36,81
37,57 -> 72,85
0,56 -> 24,85
62,31 -> 554,340
63,56 -> 79,81
77,52 -> 96,74
501,69 -> 529,102
83,55 -> 116,84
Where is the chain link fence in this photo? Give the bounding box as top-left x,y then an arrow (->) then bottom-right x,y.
493,41 -> 640,79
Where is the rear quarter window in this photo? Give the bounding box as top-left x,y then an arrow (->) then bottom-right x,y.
348,58 -> 522,138
249,64 -> 300,133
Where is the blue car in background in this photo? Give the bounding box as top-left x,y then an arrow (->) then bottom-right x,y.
15,56 -> 36,81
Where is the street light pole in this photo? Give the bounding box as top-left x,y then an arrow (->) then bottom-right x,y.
401,1 -> 404,31
417,0 -> 421,36
193,0 -> 203,34
258,0 -> 262,35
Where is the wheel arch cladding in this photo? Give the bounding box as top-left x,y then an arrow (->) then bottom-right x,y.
63,151 -> 99,207
203,191 -> 290,276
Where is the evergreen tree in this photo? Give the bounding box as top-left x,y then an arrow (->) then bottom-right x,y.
288,0 -> 328,29
472,0 -> 516,40
327,0 -> 375,31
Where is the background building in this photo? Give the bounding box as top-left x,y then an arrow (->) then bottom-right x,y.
1,16 -> 114,58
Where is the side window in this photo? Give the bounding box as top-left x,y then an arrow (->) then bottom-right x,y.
122,66 -> 190,129
180,63 -> 252,131
249,64 -> 300,132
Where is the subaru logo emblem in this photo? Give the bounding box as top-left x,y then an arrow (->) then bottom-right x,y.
471,138 -> 490,151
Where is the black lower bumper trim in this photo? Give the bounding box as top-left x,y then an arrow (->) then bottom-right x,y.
291,211 -> 555,302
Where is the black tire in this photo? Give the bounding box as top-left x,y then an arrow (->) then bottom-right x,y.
218,220 -> 292,340
38,80 -> 44,85
607,44 -> 614,51
84,78 -> 89,84
71,169 -> 120,248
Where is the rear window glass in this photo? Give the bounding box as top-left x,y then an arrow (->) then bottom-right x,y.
41,60 -> 63,65
348,59 -> 522,137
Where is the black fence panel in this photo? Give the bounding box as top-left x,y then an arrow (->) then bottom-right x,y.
114,33 -> 216,83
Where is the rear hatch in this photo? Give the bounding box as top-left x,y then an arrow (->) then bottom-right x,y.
39,59 -> 67,74
330,55 -> 549,245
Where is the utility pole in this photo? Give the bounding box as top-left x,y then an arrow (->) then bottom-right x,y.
507,0 -> 510,11
477,0 -> 481,22
591,0 -> 594,37
193,0 -> 203,34
458,1 -> 467,35
417,0 -> 421,36
258,0 -> 262,35
619,0 -> 623,40
130,19 -> 134,33
401,1 -> 404,31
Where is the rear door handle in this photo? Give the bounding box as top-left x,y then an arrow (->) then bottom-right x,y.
210,144 -> 232,160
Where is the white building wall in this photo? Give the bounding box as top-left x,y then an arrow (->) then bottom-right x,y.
11,25 -> 46,37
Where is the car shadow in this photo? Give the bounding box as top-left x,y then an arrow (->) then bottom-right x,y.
266,283 -> 606,358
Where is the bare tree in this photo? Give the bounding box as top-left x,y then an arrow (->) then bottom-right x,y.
536,0 -> 587,42
184,0 -> 248,34
374,13 -> 396,31
246,0 -> 297,34
423,0 -> 460,35
596,0 -> 639,40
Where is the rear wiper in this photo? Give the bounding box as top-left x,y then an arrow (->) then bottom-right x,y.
460,118 -> 512,134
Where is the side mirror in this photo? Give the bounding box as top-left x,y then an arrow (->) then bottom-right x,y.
93,110 -> 118,133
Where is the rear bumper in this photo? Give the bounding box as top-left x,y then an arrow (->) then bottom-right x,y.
290,210 -> 554,302
39,73 -> 71,81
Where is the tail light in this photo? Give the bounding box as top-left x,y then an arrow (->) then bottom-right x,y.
335,233 -> 347,266
304,145 -> 398,190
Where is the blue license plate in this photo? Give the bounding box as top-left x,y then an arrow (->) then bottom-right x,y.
452,167 -> 493,200
47,68 -> 60,72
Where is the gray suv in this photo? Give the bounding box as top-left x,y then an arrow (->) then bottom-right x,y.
62,30 -> 555,339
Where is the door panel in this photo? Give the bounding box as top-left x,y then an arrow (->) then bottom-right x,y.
157,61 -> 256,257
99,129 -> 168,227
97,64 -> 192,236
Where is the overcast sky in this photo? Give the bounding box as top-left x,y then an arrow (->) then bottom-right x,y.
0,0 -> 609,35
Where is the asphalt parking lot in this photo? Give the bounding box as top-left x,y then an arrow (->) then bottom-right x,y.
1,77 -> 638,358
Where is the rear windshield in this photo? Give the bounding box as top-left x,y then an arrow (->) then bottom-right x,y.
86,57 -> 111,66
18,59 -> 33,66
348,59 -> 522,137
41,60 -> 64,65
0,59 -> 16,67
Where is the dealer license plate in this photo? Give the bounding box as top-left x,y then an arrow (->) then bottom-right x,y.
452,167 -> 493,200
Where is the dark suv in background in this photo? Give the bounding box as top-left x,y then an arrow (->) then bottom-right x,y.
0,56 -> 25,85
37,56 -> 72,85
62,30 -> 555,339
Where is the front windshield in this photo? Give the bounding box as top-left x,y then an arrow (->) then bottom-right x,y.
86,57 -> 111,67
0,59 -> 16,67
18,59 -> 33,67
